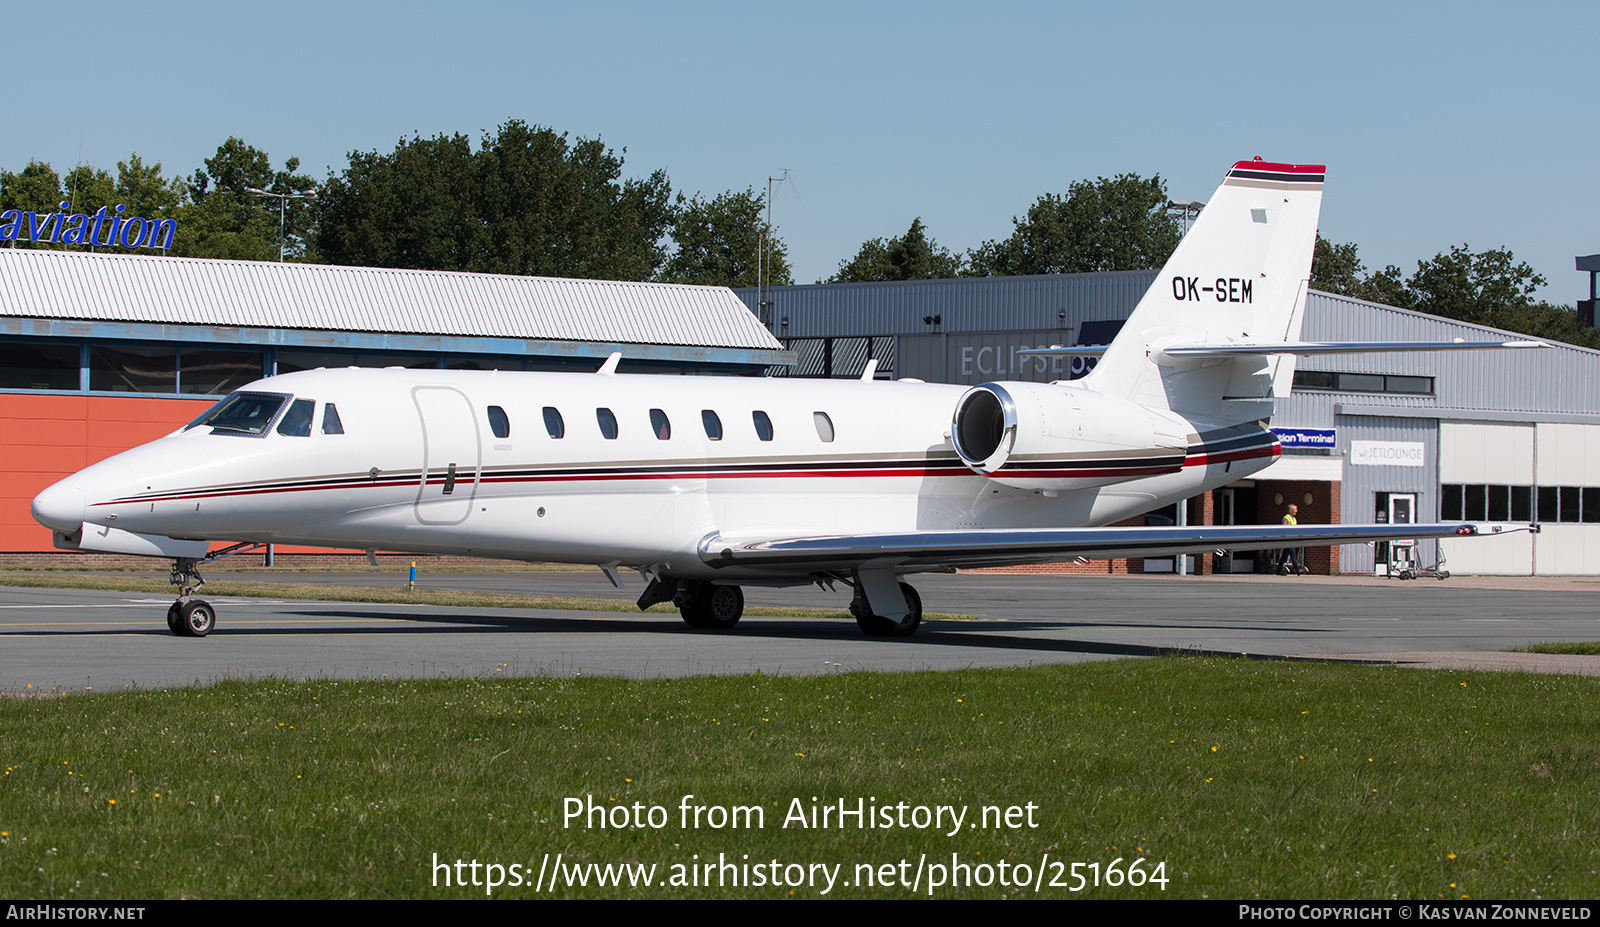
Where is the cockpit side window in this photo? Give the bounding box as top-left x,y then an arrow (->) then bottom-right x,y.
322,403 -> 345,435
276,398 -> 315,437
186,391 -> 288,437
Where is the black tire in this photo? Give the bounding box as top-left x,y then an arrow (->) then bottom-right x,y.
678,583 -> 743,630
855,582 -> 922,637
178,599 -> 215,637
166,602 -> 184,636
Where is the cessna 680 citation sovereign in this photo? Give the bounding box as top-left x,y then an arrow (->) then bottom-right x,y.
31,160 -> 1540,637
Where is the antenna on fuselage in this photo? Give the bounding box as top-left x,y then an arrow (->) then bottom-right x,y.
596,352 -> 622,376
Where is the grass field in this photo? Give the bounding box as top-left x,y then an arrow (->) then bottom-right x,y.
3,658 -> 1597,899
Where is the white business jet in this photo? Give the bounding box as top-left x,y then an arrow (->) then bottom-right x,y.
31,160 -> 1539,638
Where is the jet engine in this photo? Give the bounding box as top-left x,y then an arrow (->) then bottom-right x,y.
950,382 -> 1190,491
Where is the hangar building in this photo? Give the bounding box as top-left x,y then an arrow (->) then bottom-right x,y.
0,247 -> 789,556
736,274 -> 1600,576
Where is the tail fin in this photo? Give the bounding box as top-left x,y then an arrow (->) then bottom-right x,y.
1083,160 -> 1324,423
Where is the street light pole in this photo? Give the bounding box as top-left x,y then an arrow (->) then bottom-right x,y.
245,187 -> 317,261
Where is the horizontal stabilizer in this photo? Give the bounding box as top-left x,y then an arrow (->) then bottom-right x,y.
1156,340 -> 1548,359
700,523 -> 1518,573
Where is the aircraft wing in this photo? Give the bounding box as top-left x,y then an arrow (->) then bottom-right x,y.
699,522 -> 1516,572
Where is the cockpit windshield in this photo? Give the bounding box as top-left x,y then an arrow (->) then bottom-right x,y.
186,391 -> 289,436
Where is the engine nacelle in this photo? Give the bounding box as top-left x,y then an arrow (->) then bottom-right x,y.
951,382 -> 1190,490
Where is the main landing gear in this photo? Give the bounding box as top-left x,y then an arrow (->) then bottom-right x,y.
636,571 -> 923,637
636,577 -> 748,629
850,580 -> 922,637
678,581 -> 745,629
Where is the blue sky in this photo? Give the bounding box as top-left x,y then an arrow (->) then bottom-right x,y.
4,0 -> 1594,300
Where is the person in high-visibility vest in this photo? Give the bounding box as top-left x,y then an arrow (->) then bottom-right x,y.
1276,504 -> 1308,575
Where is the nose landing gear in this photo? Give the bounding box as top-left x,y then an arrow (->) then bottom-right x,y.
167,597 -> 216,637
163,542 -> 266,637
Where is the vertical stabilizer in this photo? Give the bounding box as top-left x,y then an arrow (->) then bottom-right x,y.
1083,160 -> 1324,422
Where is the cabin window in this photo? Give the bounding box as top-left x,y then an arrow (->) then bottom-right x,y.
543,407 -> 565,438
702,410 -> 723,441
487,405 -> 511,439
597,408 -> 619,440
322,403 -> 345,435
813,411 -> 835,443
276,398 -> 315,437
186,391 -> 287,436
650,409 -> 671,440
752,411 -> 774,441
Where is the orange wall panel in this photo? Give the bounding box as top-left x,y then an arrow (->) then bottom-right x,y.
0,394 -> 212,552
1,417 -> 90,446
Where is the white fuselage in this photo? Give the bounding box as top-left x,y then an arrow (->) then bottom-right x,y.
33,366 -> 1280,581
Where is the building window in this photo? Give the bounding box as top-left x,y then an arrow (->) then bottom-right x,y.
1292,370 -> 1435,396
1445,483 -> 1566,523
0,342 -> 79,390
181,349 -> 264,395
90,344 -> 177,393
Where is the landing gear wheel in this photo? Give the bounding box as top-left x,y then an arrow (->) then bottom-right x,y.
175,599 -> 215,637
854,582 -> 922,637
166,602 -> 183,636
678,583 -> 744,630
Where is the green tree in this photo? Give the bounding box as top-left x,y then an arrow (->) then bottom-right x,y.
1309,235 -> 1367,298
0,161 -> 65,250
315,132 -> 483,271
0,161 -> 64,215
317,120 -> 674,280
1405,244 -> 1546,326
61,166 -> 115,218
967,173 -> 1181,276
175,138 -> 317,261
661,188 -> 790,287
828,218 -> 962,283
114,154 -> 184,220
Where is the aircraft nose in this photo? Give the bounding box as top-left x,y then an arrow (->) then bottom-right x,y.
32,479 -> 86,533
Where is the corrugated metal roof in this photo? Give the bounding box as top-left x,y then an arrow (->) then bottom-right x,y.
0,248 -> 782,350
734,271 -> 1157,337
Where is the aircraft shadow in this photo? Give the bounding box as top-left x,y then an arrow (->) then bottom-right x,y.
24,605 -> 1333,663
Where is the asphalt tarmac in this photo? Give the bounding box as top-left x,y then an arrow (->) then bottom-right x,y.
1,569 -> 1596,692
